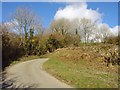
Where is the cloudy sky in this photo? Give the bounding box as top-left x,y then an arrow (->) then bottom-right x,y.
2,2 -> 118,36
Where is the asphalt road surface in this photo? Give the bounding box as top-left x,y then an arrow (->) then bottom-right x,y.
4,58 -> 71,88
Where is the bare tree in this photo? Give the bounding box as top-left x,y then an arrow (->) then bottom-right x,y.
50,18 -> 71,35
10,7 -> 43,55
99,24 -> 112,42
79,18 -> 96,43
11,7 -> 43,43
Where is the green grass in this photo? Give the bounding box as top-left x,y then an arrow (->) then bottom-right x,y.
43,46 -> 118,88
44,58 -> 118,88
10,55 -> 41,65
39,53 -> 51,58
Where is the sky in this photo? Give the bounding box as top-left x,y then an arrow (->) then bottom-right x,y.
2,2 -> 66,28
2,2 -> 119,36
2,2 -> 118,28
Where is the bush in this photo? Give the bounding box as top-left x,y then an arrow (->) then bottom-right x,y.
46,33 -> 64,52
104,36 -> 118,45
2,27 -> 25,69
63,34 -> 74,46
104,50 -> 120,66
46,33 -> 81,52
36,38 -> 47,55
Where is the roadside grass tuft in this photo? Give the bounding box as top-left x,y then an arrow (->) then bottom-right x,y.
10,55 -> 41,66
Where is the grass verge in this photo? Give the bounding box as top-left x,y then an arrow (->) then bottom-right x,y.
43,45 -> 118,88
10,52 -> 51,66
10,55 -> 41,66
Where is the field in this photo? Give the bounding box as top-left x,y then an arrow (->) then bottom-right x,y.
43,44 -> 118,88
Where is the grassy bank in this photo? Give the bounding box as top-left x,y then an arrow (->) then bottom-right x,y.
10,55 -> 41,66
43,44 -> 118,88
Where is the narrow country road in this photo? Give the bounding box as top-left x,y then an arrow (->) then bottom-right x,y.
4,58 -> 71,88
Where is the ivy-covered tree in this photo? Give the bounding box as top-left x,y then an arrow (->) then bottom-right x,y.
11,7 -> 43,55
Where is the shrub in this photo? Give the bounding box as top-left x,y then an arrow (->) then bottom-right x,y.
63,34 -> 74,46
103,49 -> 120,66
2,27 -> 25,69
37,38 -> 47,55
46,33 -> 64,52
104,36 -> 118,45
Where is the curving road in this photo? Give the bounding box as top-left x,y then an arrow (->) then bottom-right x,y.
4,58 -> 71,88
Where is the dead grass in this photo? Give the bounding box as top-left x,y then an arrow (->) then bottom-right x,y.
43,44 -> 118,88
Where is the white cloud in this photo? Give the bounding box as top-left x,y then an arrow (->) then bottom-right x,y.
54,3 -> 119,38
110,26 -> 119,36
98,23 -> 119,37
4,21 -> 14,30
4,19 -> 19,33
4,19 -> 18,28
54,3 -> 102,23
97,23 -> 109,29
